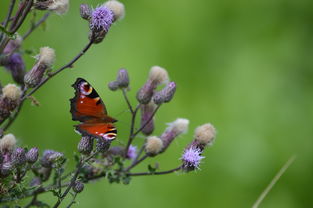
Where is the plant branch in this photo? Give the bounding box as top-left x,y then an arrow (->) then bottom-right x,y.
128,166 -> 182,176
124,104 -> 140,157
122,88 -> 134,114
23,12 -> 51,40
3,0 -> 16,29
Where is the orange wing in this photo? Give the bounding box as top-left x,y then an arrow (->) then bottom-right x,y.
75,122 -> 117,140
70,78 -> 116,122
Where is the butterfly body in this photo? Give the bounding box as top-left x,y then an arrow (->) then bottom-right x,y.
70,78 -> 117,140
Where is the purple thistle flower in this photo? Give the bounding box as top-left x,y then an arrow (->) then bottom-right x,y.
26,147 -> 39,163
181,147 -> 204,170
126,145 -> 137,160
90,5 -> 114,32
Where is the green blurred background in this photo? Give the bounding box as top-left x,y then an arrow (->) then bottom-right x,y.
1,0 -> 313,207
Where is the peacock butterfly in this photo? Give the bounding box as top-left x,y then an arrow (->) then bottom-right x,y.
70,78 -> 117,140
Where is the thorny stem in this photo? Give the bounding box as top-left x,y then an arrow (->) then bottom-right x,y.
66,193 -> 78,208
128,166 -> 182,176
23,12 -> 51,40
52,151 -> 98,208
24,194 -> 38,208
125,154 -> 148,172
3,0 -> 16,29
122,88 -> 134,114
124,104 -> 140,157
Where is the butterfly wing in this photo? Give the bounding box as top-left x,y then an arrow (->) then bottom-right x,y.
70,78 -> 117,140
75,122 -> 117,140
70,78 -> 116,122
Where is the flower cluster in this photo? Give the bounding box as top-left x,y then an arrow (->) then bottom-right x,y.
0,1 -> 217,207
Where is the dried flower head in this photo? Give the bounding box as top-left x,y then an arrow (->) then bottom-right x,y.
104,0 -> 125,21
78,136 -> 94,155
160,118 -> 189,152
126,145 -> 137,160
12,147 -> 26,167
181,147 -> 204,170
26,147 -> 39,163
0,133 -> 17,153
90,5 -> 114,32
80,4 -> 92,20
48,0 -> 69,15
37,47 -> 56,67
136,79 -> 154,104
2,84 -> 22,101
145,136 -> 163,156
194,123 -> 216,146
149,66 -> 169,85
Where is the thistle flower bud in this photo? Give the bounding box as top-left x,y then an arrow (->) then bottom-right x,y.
24,47 -> 55,88
137,66 -> 169,104
153,82 -> 176,104
145,136 -> 163,156
108,81 -> 119,91
3,53 -> 26,85
194,123 -> 216,146
136,79 -> 154,104
181,147 -> 204,171
0,133 -> 17,154
160,118 -> 189,153
0,162 -> 14,177
2,84 -> 22,101
116,68 -> 129,88
12,147 -> 26,167
80,4 -> 91,20
30,177 -> 42,187
26,147 -> 39,163
78,136 -> 94,155
34,0 -> 69,15
40,150 -> 63,167
104,0 -> 125,22
149,66 -> 169,85
96,138 -> 111,153
3,35 -> 23,54
73,181 -> 84,193
126,145 -> 137,160
140,102 -> 157,135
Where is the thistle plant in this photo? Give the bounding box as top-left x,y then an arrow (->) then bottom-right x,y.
0,1 -> 217,207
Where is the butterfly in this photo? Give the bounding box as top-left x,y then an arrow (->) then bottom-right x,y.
70,78 -> 117,140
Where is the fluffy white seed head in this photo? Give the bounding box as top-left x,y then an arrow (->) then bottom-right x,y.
194,123 -> 216,145
48,0 -> 69,15
38,47 -> 56,67
0,134 -> 17,153
166,118 -> 189,136
104,0 -> 125,21
149,66 -> 169,85
2,84 -> 22,101
145,136 -> 163,155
